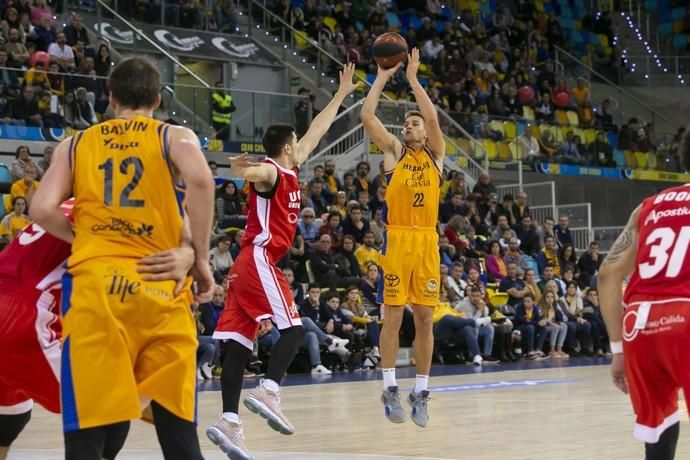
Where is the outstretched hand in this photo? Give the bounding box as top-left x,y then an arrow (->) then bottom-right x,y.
406,47 -> 421,82
376,61 -> 402,82
337,62 -> 362,96
228,153 -> 262,174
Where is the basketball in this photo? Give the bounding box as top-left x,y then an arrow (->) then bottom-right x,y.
372,32 -> 408,69
518,85 -> 535,104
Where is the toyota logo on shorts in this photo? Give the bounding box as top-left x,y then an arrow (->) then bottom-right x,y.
384,274 -> 400,287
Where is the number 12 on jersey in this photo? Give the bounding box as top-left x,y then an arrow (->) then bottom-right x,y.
98,156 -> 145,208
639,226 -> 690,279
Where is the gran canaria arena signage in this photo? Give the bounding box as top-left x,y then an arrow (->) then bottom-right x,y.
83,17 -> 279,65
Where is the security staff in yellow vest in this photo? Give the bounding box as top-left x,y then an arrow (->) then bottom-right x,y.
211,81 -> 236,141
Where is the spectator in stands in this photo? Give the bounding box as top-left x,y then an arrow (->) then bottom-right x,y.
30,0 -> 52,27
94,43 -> 111,78
37,89 -> 62,127
433,294 -> 484,366
75,86 -> 97,126
329,190 -> 348,218
310,233 -> 360,291
10,162 -> 39,206
554,215 -> 573,248
354,161 -> 371,194
342,172 -> 358,201
513,294 -> 543,359
199,285 -> 225,336
523,268 -> 542,303
490,214 -> 510,241
559,281 -> 594,356
10,145 -> 35,181
1,9 -> 23,43
517,128 -> 541,163
0,47 -> 19,91
36,145 -> 52,178
0,196 -> 30,244
308,179 -> 328,216
503,236 -> 524,268
582,288 -> 607,356
18,13 -> 36,45
334,234 -> 361,278
297,207 -> 320,245
578,241 -> 602,289
63,91 -> 86,129
439,190 -> 464,223
63,14 -> 88,46
539,291 -> 568,358
367,185 -> 386,215
499,261 -> 530,307
5,28 -> 29,68
341,285 -> 380,359
537,232 -> 561,274
534,92 -> 555,123
587,131 -> 614,167
594,99 -> 616,131
46,62 -> 64,96
482,193 -> 501,228
354,230 -> 379,272
322,159 -> 341,195
369,206 -> 385,247
12,85 -> 41,127
512,192 -> 530,221
539,268 -> 564,299
321,291 -> 356,346
560,265 -> 581,296
0,81 -> 12,124
457,286 -> 496,361
319,211 -> 344,250
498,193 -> 517,226
439,234 -> 459,267
356,189 -> 372,220
209,236 -> 233,282
616,118 -> 638,151
536,216 -> 555,247
33,14 -> 56,52
558,244 -> 578,276
341,202 -> 369,244
215,180 -> 246,230
556,131 -> 584,165
359,261 -> 380,308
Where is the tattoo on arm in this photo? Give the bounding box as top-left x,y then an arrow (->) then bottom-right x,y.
602,205 -> 639,266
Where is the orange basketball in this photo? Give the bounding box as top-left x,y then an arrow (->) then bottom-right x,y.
372,32 -> 408,69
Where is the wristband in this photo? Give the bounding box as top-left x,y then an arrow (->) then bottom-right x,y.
610,340 -> 623,354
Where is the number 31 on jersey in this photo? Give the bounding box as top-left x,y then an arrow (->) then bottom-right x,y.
639,226 -> 690,279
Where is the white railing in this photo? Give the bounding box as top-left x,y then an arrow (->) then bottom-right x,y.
496,181 -> 557,212
592,226 -> 625,253
571,227 -> 593,252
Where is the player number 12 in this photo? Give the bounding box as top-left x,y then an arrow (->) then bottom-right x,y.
98,157 -> 145,208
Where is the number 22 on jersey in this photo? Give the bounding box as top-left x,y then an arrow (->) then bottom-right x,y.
639,226 -> 690,279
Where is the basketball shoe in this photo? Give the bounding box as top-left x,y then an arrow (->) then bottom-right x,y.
206,419 -> 253,460
407,390 -> 430,428
243,380 -> 295,435
381,386 -> 406,423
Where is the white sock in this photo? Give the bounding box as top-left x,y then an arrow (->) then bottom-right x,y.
414,375 -> 429,393
382,368 -> 397,389
261,378 -> 280,393
222,412 -> 240,424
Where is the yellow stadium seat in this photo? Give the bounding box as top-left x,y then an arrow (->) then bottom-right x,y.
293,31 -> 311,50
598,34 -> 609,48
446,140 -> 458,156
503,121 -> 517,140
456,137 -> 472,157
584,129 -> 597,144
673,21 -> 684,33
509,141 -> 520,160
471,139 -> 485,160
497,141 -> 512,161
483,140 -> 498,160
323,16 -> 337,32
2,194 -> 10,212
522,106 -> 535,121
538,124 -> 550,135
488,120 -> 505,137
489,292 -> 509,307
555,110 -> 569,125
647,152 -> 658,170
634,151 -> 648,169
456,156 -> 468,168
572,127 -> 586,143
624,150 -> 637,168
535,1 -> 544,12
566,110 -> 579,127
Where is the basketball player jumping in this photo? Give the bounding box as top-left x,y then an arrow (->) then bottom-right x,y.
31,57 -> 215,460
205,63 -> 359,460
599,127 -> 690,460
360,47 -> 445,427
0,201 -> 196,460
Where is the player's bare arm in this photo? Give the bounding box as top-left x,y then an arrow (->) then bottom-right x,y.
599,205 -> 640,394
406,48 -> 445,165
137,215 -> 195,296
228,153 -> 279,194
294,62 -> 360,165
168,125 -> 215,302
360,63 -> 404,171
29,138 -> 74,243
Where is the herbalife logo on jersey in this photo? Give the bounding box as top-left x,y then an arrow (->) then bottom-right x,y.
106,267 -> 140,302
644,207 -> 690,226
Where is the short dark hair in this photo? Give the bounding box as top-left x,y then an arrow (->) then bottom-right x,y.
544,263 -> 555,269
107,57 -> 160,110
262,124 -> 295,158
523,293 -> 534,301
404,110 -> 425,121
15,145 -> 28,158
314,165 -> 324,172
363,230 -> 375,238
590,241 -> 600,247
349,203 -> 362,213
308,283 -> 321,291
216,236 -> 231,245
469,286 -> 482,295
326,292 -> 340,301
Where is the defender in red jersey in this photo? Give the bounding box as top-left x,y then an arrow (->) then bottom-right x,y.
600,128 -> 690,460
206,63 -> 360,460
0,200 -> 196,460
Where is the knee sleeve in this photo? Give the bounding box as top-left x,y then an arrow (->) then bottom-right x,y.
645,422 -> 679,460
0,411 -> 31,447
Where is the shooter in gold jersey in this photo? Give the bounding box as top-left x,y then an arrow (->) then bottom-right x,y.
360,48 -> 445,428
30,57 -> 215,460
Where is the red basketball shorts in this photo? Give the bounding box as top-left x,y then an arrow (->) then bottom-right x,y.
214,246 -> 301,350
0,287 -> 61,414
622,299 -> 690,443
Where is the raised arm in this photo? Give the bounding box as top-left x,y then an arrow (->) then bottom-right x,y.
598,205 -> 640,394
360,63 -> 403,169
294,63 -> 360,165
29,138 -> 74,243
406,48 -> 445,162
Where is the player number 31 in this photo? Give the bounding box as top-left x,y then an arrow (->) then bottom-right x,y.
639,226 -> 690,279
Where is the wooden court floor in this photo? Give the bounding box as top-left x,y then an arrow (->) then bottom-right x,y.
9,363 -> 690,459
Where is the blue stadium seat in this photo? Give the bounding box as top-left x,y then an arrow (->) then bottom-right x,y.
398,13 -> 409,31
673,34 -> 688,49
614,150 -> 626,167
409,15 -> 422,31
354,21 -> 364,32
659,22 -> 672,37
644,0 -> 656,9
435,20 -> 445,33
659,9 -> 672,21
0,164 -> 9,182
607,131 -> 618,148
516,120 -> 526,136
386,12 -> 401,29
366,73 -> 376,84
672,7 -> 685,20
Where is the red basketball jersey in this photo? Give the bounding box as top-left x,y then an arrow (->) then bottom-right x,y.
0,200 -> 73,295
241,158 -> 300,261
624,184 -> 690,304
